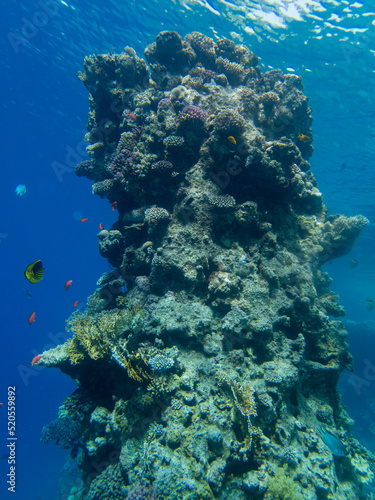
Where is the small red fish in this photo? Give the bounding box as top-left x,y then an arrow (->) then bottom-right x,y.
0,402 -> 3,408
64,280 -> 73,291
99,223 -> 103,230
126,112 -> 137,121
31,354 -> 42,366
29,311 -> 36,324
112,201 -> 117,211
80,217 -> 88,223
74,300 -> 78,308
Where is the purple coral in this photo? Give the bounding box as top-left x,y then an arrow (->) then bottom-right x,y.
157,97 -> 172,110
180,105 -> 207,123
109,149 -> 135,180
131,125 -> 144,139
189,64 -> 215,83
126,484 -> 156,500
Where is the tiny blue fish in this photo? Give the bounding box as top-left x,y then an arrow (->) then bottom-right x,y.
15,184 -> 26,196
319,426 -> 347,457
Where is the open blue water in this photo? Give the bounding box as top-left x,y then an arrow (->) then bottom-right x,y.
1,1 -> 374,498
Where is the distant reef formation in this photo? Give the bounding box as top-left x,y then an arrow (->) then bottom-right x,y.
40,31 -> 373,499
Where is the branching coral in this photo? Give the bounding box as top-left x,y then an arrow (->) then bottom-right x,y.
266,465 -> 304,500
230,380 -> 257,419
41,416 -> 82,450
112,346 -> 150,383
218,373 -> 257,448
66,311 -> 122,364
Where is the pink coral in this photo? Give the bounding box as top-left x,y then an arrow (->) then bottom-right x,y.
109,149 -> 135,180
180,105 -> 207,123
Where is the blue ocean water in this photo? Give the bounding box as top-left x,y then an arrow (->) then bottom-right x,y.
1,0 -> 374,498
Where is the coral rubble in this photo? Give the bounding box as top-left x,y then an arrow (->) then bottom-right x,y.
43,31 -> 373,499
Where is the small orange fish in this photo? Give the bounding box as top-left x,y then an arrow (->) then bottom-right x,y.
0,402 -> 3,408
99,223 -> 103,230
74,300 -> 78,308
227,136 -> 236,145
64,280 -> 73,291
112,201 -> 117,211
126,112 -> 137,121
297,134 -> 311,143
29,311 -> 36,324
31,354 -> 42,366
80,217 -> 88,223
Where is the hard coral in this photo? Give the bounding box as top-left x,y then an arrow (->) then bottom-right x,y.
207,194 -> 236,208
148,354 -> 174,371
144,31 -> 196,88
266,465 -> 305,500
145,30 -> 196,70
156,30 -> 182,57
211,108 -> 246,136
163,135 -> 185,148
78,51 -> 149,98
110,148 -> 135,180
151,160 -> 173,173
185,31 -> 216,68
144,206 -> 170,225
179,104 -> 207,123
216,56 -> 244,86
97,229 -> 125,266
66,311 -> 122,364
41,416 -> 81,450
217,38 -> 258,66
87,464 -> 127,500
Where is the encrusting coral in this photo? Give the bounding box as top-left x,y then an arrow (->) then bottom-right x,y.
39,31 -> 374,500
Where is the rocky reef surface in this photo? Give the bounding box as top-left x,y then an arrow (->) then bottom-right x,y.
40,31 -> 373,500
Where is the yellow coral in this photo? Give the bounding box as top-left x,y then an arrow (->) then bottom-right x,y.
217,373 -> 257,448
231,380 -> 257,418
66,311 -> 121,364
218,373 -> 257,418
67,337 -> 86,365
65,308 -> 150,382
112,346 -> 150,383
266,465 -> 304,500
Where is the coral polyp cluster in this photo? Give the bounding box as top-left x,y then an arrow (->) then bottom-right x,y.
41,31 -> 373,500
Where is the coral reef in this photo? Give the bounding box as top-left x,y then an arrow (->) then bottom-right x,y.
41,31 -> 374,500
41,416 -> 82,450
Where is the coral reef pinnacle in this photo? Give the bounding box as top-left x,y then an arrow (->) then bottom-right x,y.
42,31 -> 372,500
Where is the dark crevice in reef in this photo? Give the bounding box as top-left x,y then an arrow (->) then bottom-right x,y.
39,31 -> 373,500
